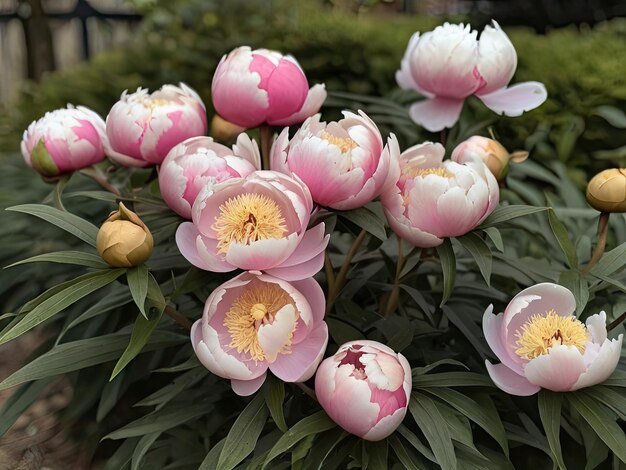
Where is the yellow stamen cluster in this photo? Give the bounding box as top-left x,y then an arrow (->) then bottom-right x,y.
515,310 -> 589,360
321,130 -> 358,153
144,98 -> 173,109
223,283 -> 298,361
212,193 -> 287,254
403,165 -> 453,179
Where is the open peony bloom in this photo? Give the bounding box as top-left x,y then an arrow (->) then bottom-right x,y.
105,83 -> 208,167
212,46 -> 326,128
315,341 -> 411,441
382,141 -> 499,248
271,111 -> 398,210
159,134 -> 260,219
396,21 -> 548,132
484,283 -> 623,396
191,271 -> 329,396
176,170 -> 329,280
21,105 -> 106,177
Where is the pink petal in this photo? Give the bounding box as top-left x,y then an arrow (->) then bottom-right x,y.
270,84 -> 327,126
408,97 -> 465,132
277,224 -> 329,268
290,277 -> 326,327
524,345 -> 586,392
585,311 -> 608,343
483,306 -> 524,375
257,304 -> 298,362
265,250 -> 326,281
362,407 -> 407,442
270,322 -> 328,382
225,234 -> 298,271
572,335 -> 623,390
231,373 -> 267,396
485,361 -> 540,396
476,81 -> 548,117
176,223 -> 234,272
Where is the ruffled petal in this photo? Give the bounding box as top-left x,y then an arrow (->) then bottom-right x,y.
477,81 -> 548,117
270,323 -> 328,382
572,335 -> 623,390
523,345 -> 587,392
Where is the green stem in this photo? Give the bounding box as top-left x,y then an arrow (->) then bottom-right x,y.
383,236 -> 404,316
607,311 -> 626,331
324,252 -> 335,297
260,124 -> 273,171
164,305 -> 193,330
582,212 -> 610,274
80,167 -> 121,197
326,229 -> 367,314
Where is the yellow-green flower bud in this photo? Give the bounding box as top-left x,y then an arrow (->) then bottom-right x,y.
96,203 -> 154,267
451,136 -> 517,182
210,114 -> 246,143
586,168 -> 626,213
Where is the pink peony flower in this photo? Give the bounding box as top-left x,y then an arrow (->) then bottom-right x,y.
191,271 -> 329,396
315,340 -> 411,441
396,21 -> 547,132
21,105 -> 106,177
271,111 -> 398,210
159,134 -> 260,219
176,170 -> 329,280
484,283 -> 623,396
105,83 -> 207,167
382,142 -> 499,248
211,46 -> 326,128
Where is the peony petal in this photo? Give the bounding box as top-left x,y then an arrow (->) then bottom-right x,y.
225,234 -> 298,271
290,277 -> 326,326
483,305 -> 525,375
257,304 -> 298,362
270,84 -> 327,126
408,97 -> 465,132
270,323 -> 328,382
524,345 -> 587,392
265,250 -> 326,281
277,223 -> 329,268
231,373 -> 267,396
477,81 -> 548,117
572,335 -> 623,390
175,223 -> 234,272
585,311 -> 608,344
485,361 -> 540,396
362,407 -> 407,441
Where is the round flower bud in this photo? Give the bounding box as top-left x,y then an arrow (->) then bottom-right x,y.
451,135 -> 511,182
97,203 -> 154,267
210,114 -> 246,143
586,168 -> 626,213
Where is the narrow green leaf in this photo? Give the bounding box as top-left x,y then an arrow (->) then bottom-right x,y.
127,264 -> 149,318
558,270 -> 589,314
483,227 -> 504,252
340,206 -> 387,241
199,439 -> 226,470
590,241 -> 626,278
569,392 -> 626,464
302,428 -> 348,470
366,440 -> 388,470
412,359 -> 468,376
97,370 -> 127,422
409,392 -> 457,470
456,233 -> 492,286
548,208 -> 578,268
435,238 -> 456,306
397,424 -> 436,462
131,431 -> 161,470
413,372 -> 494,388
7,203 -> 99,246
65,190 -> 119,202
134,367 -> 206,408
264,411 -> 336,467
5,250 -> 108,269
218,393 -> 268,470
388,434 -> 421,470
0,269 -> 126,345
478,205 -> 549,228
538,391 -> 566,470
264,375 -> 288,432
602,370 -> 626,387
0,378 -> 55,436
582,387 -> 626,421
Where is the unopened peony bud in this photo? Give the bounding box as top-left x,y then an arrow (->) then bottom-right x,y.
586,168 -> 626,213
97,203 -> 154,267
451,136 -> 512,182
210,115 -> 246,143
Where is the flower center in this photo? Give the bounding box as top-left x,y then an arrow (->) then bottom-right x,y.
321,130 -> 358,153
403,165 -> 454,179
212,193 -> 287,254
142,98 -> 173,109
223,283 -> 298,361
515,310 -> 589,360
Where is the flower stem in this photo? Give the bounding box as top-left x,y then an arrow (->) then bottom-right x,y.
80,167 -> 121,197
607,311 -> 626,331
324,252 -> 335,296
164,305 -> 193,330
383,236 -> 404,316
582,211 -> 610,274
326,229 -> 367,314
294,382 -> 317,402
259,124 -> 273,171
440,127 -> 448,147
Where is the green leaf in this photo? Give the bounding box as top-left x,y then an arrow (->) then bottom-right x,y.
435,238 -> 456,306
127,264 -> 149,318
0,269 -> 126,345
366,439 -> 388,470
134,367 -> 206,408
478,205 -> 549,228
65,190 -> 119,202
412,359 -> 469,376
482,226 -> 504,252
409,392 -> 457,470
0,378 -> 55,436
7,203 -> 99,246
218,393 -> 268,470
131,431 -> 161,470
582,386 -> 626,421
339,206 -> 387,241
569,392 -> 626,464
199,439 -> 226,470
558,270 -> 589,314
538,390 -> 566,470
594,105 -> 626,128
413,372 -> 494,388
602,370 -> 626,387
302,428 -> 348,470
388,434 -> 421,470
5,250 -> 109,269
0,331 -> 185,390
397,424 -> 436,462
264,411 -> 336,468
97,370 -> 127,422
590,241 -> 626,278
456,233 -> 492,286
548,208 -> 578,268
264,375 -> 288,432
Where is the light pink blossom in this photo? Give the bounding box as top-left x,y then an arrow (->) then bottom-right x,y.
396,21 -> 547,132
315,340 -> 411,441
451,135 -> 511,181
159,134 -> 260,219
176,170 -> 329,280
105,83 -> 207,167
191,271 -> 329,396
382,142 -> 499,247
212,46 -> 326,128
484,283 -> 623,396
21,105 -> 106,177
271,111 -> 398,210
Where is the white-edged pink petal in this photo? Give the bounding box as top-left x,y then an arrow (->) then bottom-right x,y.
523,345 -> 587,392
477,81 -> 548,117
485,361 -> 540,396
231,373 -> 268,396
270,322 -> 328,382
408,97 -> 465,132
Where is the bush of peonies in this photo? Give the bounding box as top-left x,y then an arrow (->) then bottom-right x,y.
3,23 -> 625,469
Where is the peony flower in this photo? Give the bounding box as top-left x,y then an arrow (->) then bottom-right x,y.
105,83 -> 207,167
21,105 -> 106,177
159,134 -> 260,219
396,21 -> 547,132
315,340 -> 411,441
381,142 -> 499,248
191,271 -> 329,396
211,46 -> 326,128
176,170 -> 329,280
483,283 -> 623,396
271,111 -> 398,210
451,135 -> 511,182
